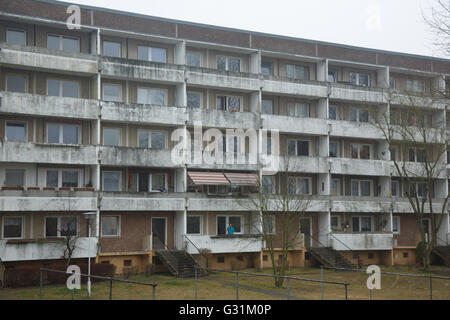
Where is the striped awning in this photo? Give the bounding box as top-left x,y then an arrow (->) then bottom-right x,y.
188,172 -> 230,185
224,173 -> 259,186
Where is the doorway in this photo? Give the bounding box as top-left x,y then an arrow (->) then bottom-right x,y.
300,217 -> 312,249
152,217 -> 167,250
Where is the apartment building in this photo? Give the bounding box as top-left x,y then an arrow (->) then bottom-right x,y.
0,0 -> 449,277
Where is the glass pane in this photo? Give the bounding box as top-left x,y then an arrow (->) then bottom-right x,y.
46,171 -> 59,187
47,34 -> 59,50
103,172 -> 120,191
7,29 -> 26,45
288,141 -> 296,156
229,216 -> 241,233
187,216 -> 201,234
349,73 -> 358,85
103,41 -> 121,57
151,174 -> 166,191
60,217 -> 77,237
187,92 -> 201,108
62,171 -> 78,187
137,88 -> 149,104
62,37 -> 79,52
359,74 -> 369,86
359,110 -> 369,122
287,104 -> 296,117
361,217 -> 371,232
262,176 -> 273,194
138,131 -> 149,148
261,99 -> 273,114
360,145 -> 370,159
352,217 -> 360,232
263,216 -> 274,234
288,178 -> 297,194
298,179 -> 309,195
298,141 -> 309,156
392,182 -> 398,197
62,81 -> 79,98
5,170 -> 24,187
150,89 -> 166,105
102,216 -> 119,236
295,66 -> 308,80
360,181 -> 371,196
216,96 -> 227,110
286,64 -> 295,78
138,172 -> 149,192
47,124 -> 60,143
329,143 -> 338,157
228,58 -> 240,72
138,46 -> 149,61
4,217 -> 22,238
393,217 -> 399,232
331,217 -> 339,229
417,149 -> 426,163
6,123 -> 26,142
228,97 -> 240,112
261,62 -> 272,76
350,109 -> 358,121
103,84 -> 121,102
329,106 -> 337,120
331,180 -> 338,196
351,181 -> 359,196
7,75 -> 26,93
217,56 -> 226,71
151,47 -> 166,63
186,52 -> 201,67
418,183 -> 427,198
104,128 -> 120,146
409,149 -> 416,162
47,79 -> 60,96
296,103 -> 309,118
217,216 -> 227,235
62,125 -> 79,144
151,131 -> 166,149
328,71 -> 337,82
45,217 -> 58,237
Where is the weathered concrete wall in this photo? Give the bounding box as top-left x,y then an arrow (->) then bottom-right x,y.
330,233 -> 393,251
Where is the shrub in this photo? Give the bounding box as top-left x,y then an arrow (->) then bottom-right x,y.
4,266 -> 41,288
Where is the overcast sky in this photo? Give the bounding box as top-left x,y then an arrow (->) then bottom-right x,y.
58,0 -> 445,58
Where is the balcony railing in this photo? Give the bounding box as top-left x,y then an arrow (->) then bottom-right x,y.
184,234 -> 263,254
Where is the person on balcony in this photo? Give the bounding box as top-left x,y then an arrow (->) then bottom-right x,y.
227,224 -> 235,235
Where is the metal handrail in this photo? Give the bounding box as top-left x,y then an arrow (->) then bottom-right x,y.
184,235 -> 209,270
327,232 -> 361,267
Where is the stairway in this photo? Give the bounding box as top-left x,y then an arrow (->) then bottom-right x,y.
432,246 -> 450,267
155,250 -> 206,278
309,247 -> 360,269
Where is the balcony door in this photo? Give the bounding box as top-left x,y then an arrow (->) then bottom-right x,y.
152,217 -> 167,250
300,218 -> 312,249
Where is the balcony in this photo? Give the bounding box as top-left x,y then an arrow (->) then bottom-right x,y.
329,232 -> 394,251
0,43 -> 98,75
0,237 -> 98,262
0,142 -> 97,165
331,197 -> 392,213
186,194 -> 255,212
101,101 -> 187,125
0,92 -> 99,120
262,115 -> 328,135
187,108 -> 260,130
278,156 -> 329,174
99,146 -> 180,168
186,152 -> 260,171
185,234 -> 263,254
329,83 -> 386,104
329,120 -> 384,140
261,76 -> 328,98
100,57 -> 184,83
329,158 -> 392,176
100,192 -> 185,211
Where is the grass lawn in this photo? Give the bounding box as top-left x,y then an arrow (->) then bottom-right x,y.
0,266 -> 449,300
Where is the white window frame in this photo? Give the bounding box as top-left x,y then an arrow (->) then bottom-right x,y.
44,215 -> 79,238
186,215 -> 203,235
103,40 -> 121,58
103,127 -> 122,146
288,177 -> 313,195
45,168 -> 81,188
137,45 -> 167,63
216,215 -> 244,235
187,91 -> 203,108
352,216 -> 373,232
102,83 -> 122,102
392,216 -> 400,234
137,129 -> 168,149
47,33 -> 80,52
287,102 -> 310,118
47,79 -> 80,98
216,55 -> 241,72
102,171 -> 122,192
6,73 -> 27,93
349,72 -> 371,87
137,87 -> 168,106
46,122 -> 81,145
186,51 -> 202,67
149,173 -> 168,192
5,121 -> 27,142
101,215 -> 121,238
287,139 -> 311,157
6,28 -> 26,45
350,143 -> 371,160
215,94 -> 243,112
2,216 -> 24,240
351,179 -> 373,197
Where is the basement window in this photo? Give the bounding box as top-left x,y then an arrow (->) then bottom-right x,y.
217,256 -> 225,263
6,28 -> 26,45
123,260 -> 132,267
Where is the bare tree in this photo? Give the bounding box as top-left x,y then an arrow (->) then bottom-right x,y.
422,0 -> 450,56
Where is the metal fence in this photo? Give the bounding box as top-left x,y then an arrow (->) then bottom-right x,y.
39,268 -> 157,300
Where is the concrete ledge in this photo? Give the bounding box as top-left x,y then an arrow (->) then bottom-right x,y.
100,146 -> 180,168
330,158 -> 392,176
262,115 -> 328,135
100,197 -> 185,211
0,196 -> 97,211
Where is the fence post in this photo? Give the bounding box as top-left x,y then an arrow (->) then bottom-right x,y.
194,267 -> 198,300
344,284 -> 348,300
152,285 -> 156,301
286,278 -> 290,300
235,272 -> 239,300
39,270 -> 43,300
321,266 -> 324,300
369,289 -> 372,300
109,277 -> 113,300
72,288 -> 74,300
429,276 -> 432,300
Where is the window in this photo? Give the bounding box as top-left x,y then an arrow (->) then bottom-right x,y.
138,173 -> 167,192
5,169 -> 25,187
288,177 -> 311,195
329,105 -> 337,120
45,216 -> 78,237
187,92 -> 202,108
217,256 -> 225,263
138,46 -> 166,63
393,216 -> 400,234
137,87 -> 167,105
217,216 -> 242,235
262,176 -> 275,194
46,171 -> 58,187
350,108 -> 369,122
6,74 -> 26,93
6,122 -> 26,142
217,56 -> 241,72
47,79 -> 79,98
261,99 -> 273,115
3,217 -> 23,239
391,181 -> 400,197
47,123 -> 80,145
403,252 -> 409,258
138,130 -> 167,149
351,144 -> 371,160
186,52 -> 201,67
390,110 -> 400,125
45,169 -> 79,188
288,140 -> 309,156
352,216 -> 372,232
288,102 -> 309,118
103,128 -> 121,146
261,61 -> 273,76
368,253 -> 374,259
406,79 -> 424,93
103,41 -> 121,57
351,180 -> 372,197
62,171 -> 79,187
103,84 -> 121,102
101,216 -> 120,237
329,142 -> 338,158
47,34 -> 79,52
187,216 -> 201,235
7,29 -> 26,45
263,215 -> 276,234
286,64 -> 309,80
331,216 -> 340,231
389,77 -> 396,89
216,95 -> 241,112
103,172 -> 121,192
390,147 -> 398,161
349,72 -> 370,87
409,148 -> 427,163
331,179 -> 340,196
328,70 -> 338,83
124,260 -> 132,267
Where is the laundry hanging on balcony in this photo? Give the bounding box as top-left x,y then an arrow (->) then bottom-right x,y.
188,172 -> 230,185
224,173 -> 258,186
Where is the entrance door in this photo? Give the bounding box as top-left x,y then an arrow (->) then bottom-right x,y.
152,218 -> 167,250
300,218 -> 312,249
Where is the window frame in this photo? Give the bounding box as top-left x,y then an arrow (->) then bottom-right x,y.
5,121 -> 27,143
351,179 -> 373,197
406,79 -> 425,93
186,51 -> 202,67
352,216 -> 373,232
137,129 -> 168,149
46,78 -> 80,98
287,102 -> 310,118
47,33 -> 80,52
186,215 -> 203,235
216,55 -> 241,73
349,72 -> 371,87
102,40 -> 121,58
6,73 -> 27,93
391,181 -> 400,198
45,168 -> 81,188
215,94 -> 243,112
331,178 -> 340,196
261,99 -> 274,115
4,168 -> 26,187
216,215 -> 244,235
44,215 -> 79,238
287,139 -> 311,157
2,216 -> 24,240
286,63 -> 310,80
350,143 -> 371,160
102,171 -> 122,192
46,122 -> 81,145
330,215 -> 341,232
102,127 -> 122,147
102,83 -> 122,102
329,141 -> 339,158
186,91 -> 203,109
6,28 -> 26,46
137,45 -> 167,63
261,61 -> 273,76
262,215 -> 276,235
392,216 -> 400,235
288,176 -> 313,195
262,176 -> 276,194
101,215 -> 121,238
